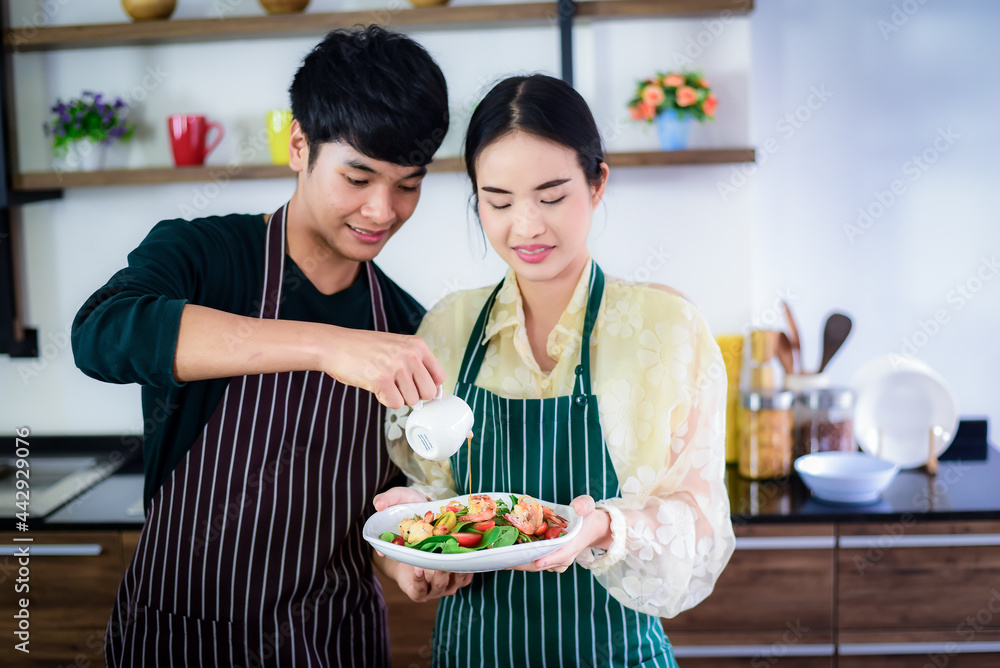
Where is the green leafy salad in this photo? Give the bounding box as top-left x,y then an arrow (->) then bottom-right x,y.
380,493 -> 569,554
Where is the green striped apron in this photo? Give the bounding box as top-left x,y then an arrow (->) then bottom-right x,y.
433,263 -> 677,668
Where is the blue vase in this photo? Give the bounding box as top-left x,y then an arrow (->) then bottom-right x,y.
655,110 -> 692,151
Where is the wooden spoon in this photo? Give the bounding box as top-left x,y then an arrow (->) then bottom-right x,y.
776,332 -> 794,375
781,300 -> 801,374
818,313 -> 853,373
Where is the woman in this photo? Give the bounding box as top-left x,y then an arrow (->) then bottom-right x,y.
377,74 -> 735,667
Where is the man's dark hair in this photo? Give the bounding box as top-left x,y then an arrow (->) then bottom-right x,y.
289,25 -> 449,171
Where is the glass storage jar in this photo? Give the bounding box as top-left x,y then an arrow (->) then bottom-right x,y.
738,390 -> 795,480
794,389 -> 855,459
785,374 -> 856,460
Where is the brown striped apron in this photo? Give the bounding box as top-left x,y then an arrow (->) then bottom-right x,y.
105,203 -> 397,667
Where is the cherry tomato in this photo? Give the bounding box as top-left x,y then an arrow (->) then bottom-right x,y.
544,526 -> 564,540
444,503 -> 462,513
472,520 -> 495,532
454,532 -> 482,548
534,523 -> 549,537
392,536 -> 405,546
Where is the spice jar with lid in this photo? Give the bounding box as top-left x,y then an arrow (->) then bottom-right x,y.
738,390 -> 795,480
786,374 -> 855,459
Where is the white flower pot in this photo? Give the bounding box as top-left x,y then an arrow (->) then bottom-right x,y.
54,138 -> 107,172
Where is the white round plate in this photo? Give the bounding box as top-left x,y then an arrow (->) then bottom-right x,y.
363,492 -> 582,573
852,362 -> 958,469
850,354 -> 937,393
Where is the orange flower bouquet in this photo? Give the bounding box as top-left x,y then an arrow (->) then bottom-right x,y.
627,71 -> 716,122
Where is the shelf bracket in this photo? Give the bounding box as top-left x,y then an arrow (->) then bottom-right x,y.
1,8 -> 58,358
0,207 -> 37,357
558,0 -> 576,87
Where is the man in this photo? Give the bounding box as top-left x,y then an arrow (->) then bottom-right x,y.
73,26 -> 466,666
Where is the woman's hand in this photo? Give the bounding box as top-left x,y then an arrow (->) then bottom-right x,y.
512,495 -> 611,574
390,562 -> 473,603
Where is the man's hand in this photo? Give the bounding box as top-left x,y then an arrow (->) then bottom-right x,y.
173,304 -> 445,408
373,486 -> 429,513
372,488 -> 473,602
391,563 -> 473,603
371,486 -> 430,559
321,328 -> 445,409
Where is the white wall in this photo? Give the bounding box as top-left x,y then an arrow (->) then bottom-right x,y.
750,0 -> 1000,443
1,0 -> 995,449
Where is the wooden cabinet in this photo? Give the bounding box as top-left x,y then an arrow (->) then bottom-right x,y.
658,519 -> 1000,666
374,569 -> 439,668
837,520 -> 1000,665
1,529 -> 440,667
0,531 -> 125,668
672,657 -> 833,668
121,529 -> 140,564
838,657 -> 1000,668
5,518 -> 1000,665
662,523 -> 837,666
837,630 -> 1000,668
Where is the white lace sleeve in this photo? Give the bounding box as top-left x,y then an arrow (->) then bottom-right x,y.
584,310 -> 736,619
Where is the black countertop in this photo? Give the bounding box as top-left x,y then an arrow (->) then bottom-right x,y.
728,446 -> 1000,524
6,436 -> 1000,531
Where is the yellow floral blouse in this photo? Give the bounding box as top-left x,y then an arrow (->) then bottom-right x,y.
385,259 -> 735,619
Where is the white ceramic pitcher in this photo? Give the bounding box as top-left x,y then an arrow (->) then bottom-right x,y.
404,386 -> 475,461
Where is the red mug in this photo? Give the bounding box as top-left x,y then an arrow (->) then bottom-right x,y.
167,115 -> 224,166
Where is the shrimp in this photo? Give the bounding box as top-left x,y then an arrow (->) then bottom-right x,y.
504,495 -> 544,535
398,517 -> 435,544
542,506 -> 568,528
459,494 -> 497,522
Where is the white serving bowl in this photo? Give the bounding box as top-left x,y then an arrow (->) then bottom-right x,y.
794,452 -> 900,504
363,492 -> 581,573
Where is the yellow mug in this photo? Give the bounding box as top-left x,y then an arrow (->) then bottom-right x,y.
266,110 -> 293,165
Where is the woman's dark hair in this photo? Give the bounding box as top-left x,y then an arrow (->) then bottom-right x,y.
289,25 -> 449,170
464,74 -> 606,208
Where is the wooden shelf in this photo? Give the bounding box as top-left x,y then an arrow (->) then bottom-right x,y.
3,4 -> 554,52
576,0 -> 753,20
11,149 -> 754,191
3,1 -> 752,52
607,148 -> 755,167
13,164 -> 294,190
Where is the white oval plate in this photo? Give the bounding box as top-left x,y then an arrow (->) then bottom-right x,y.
852,361 -> 958,469
363,492 -> 582,573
